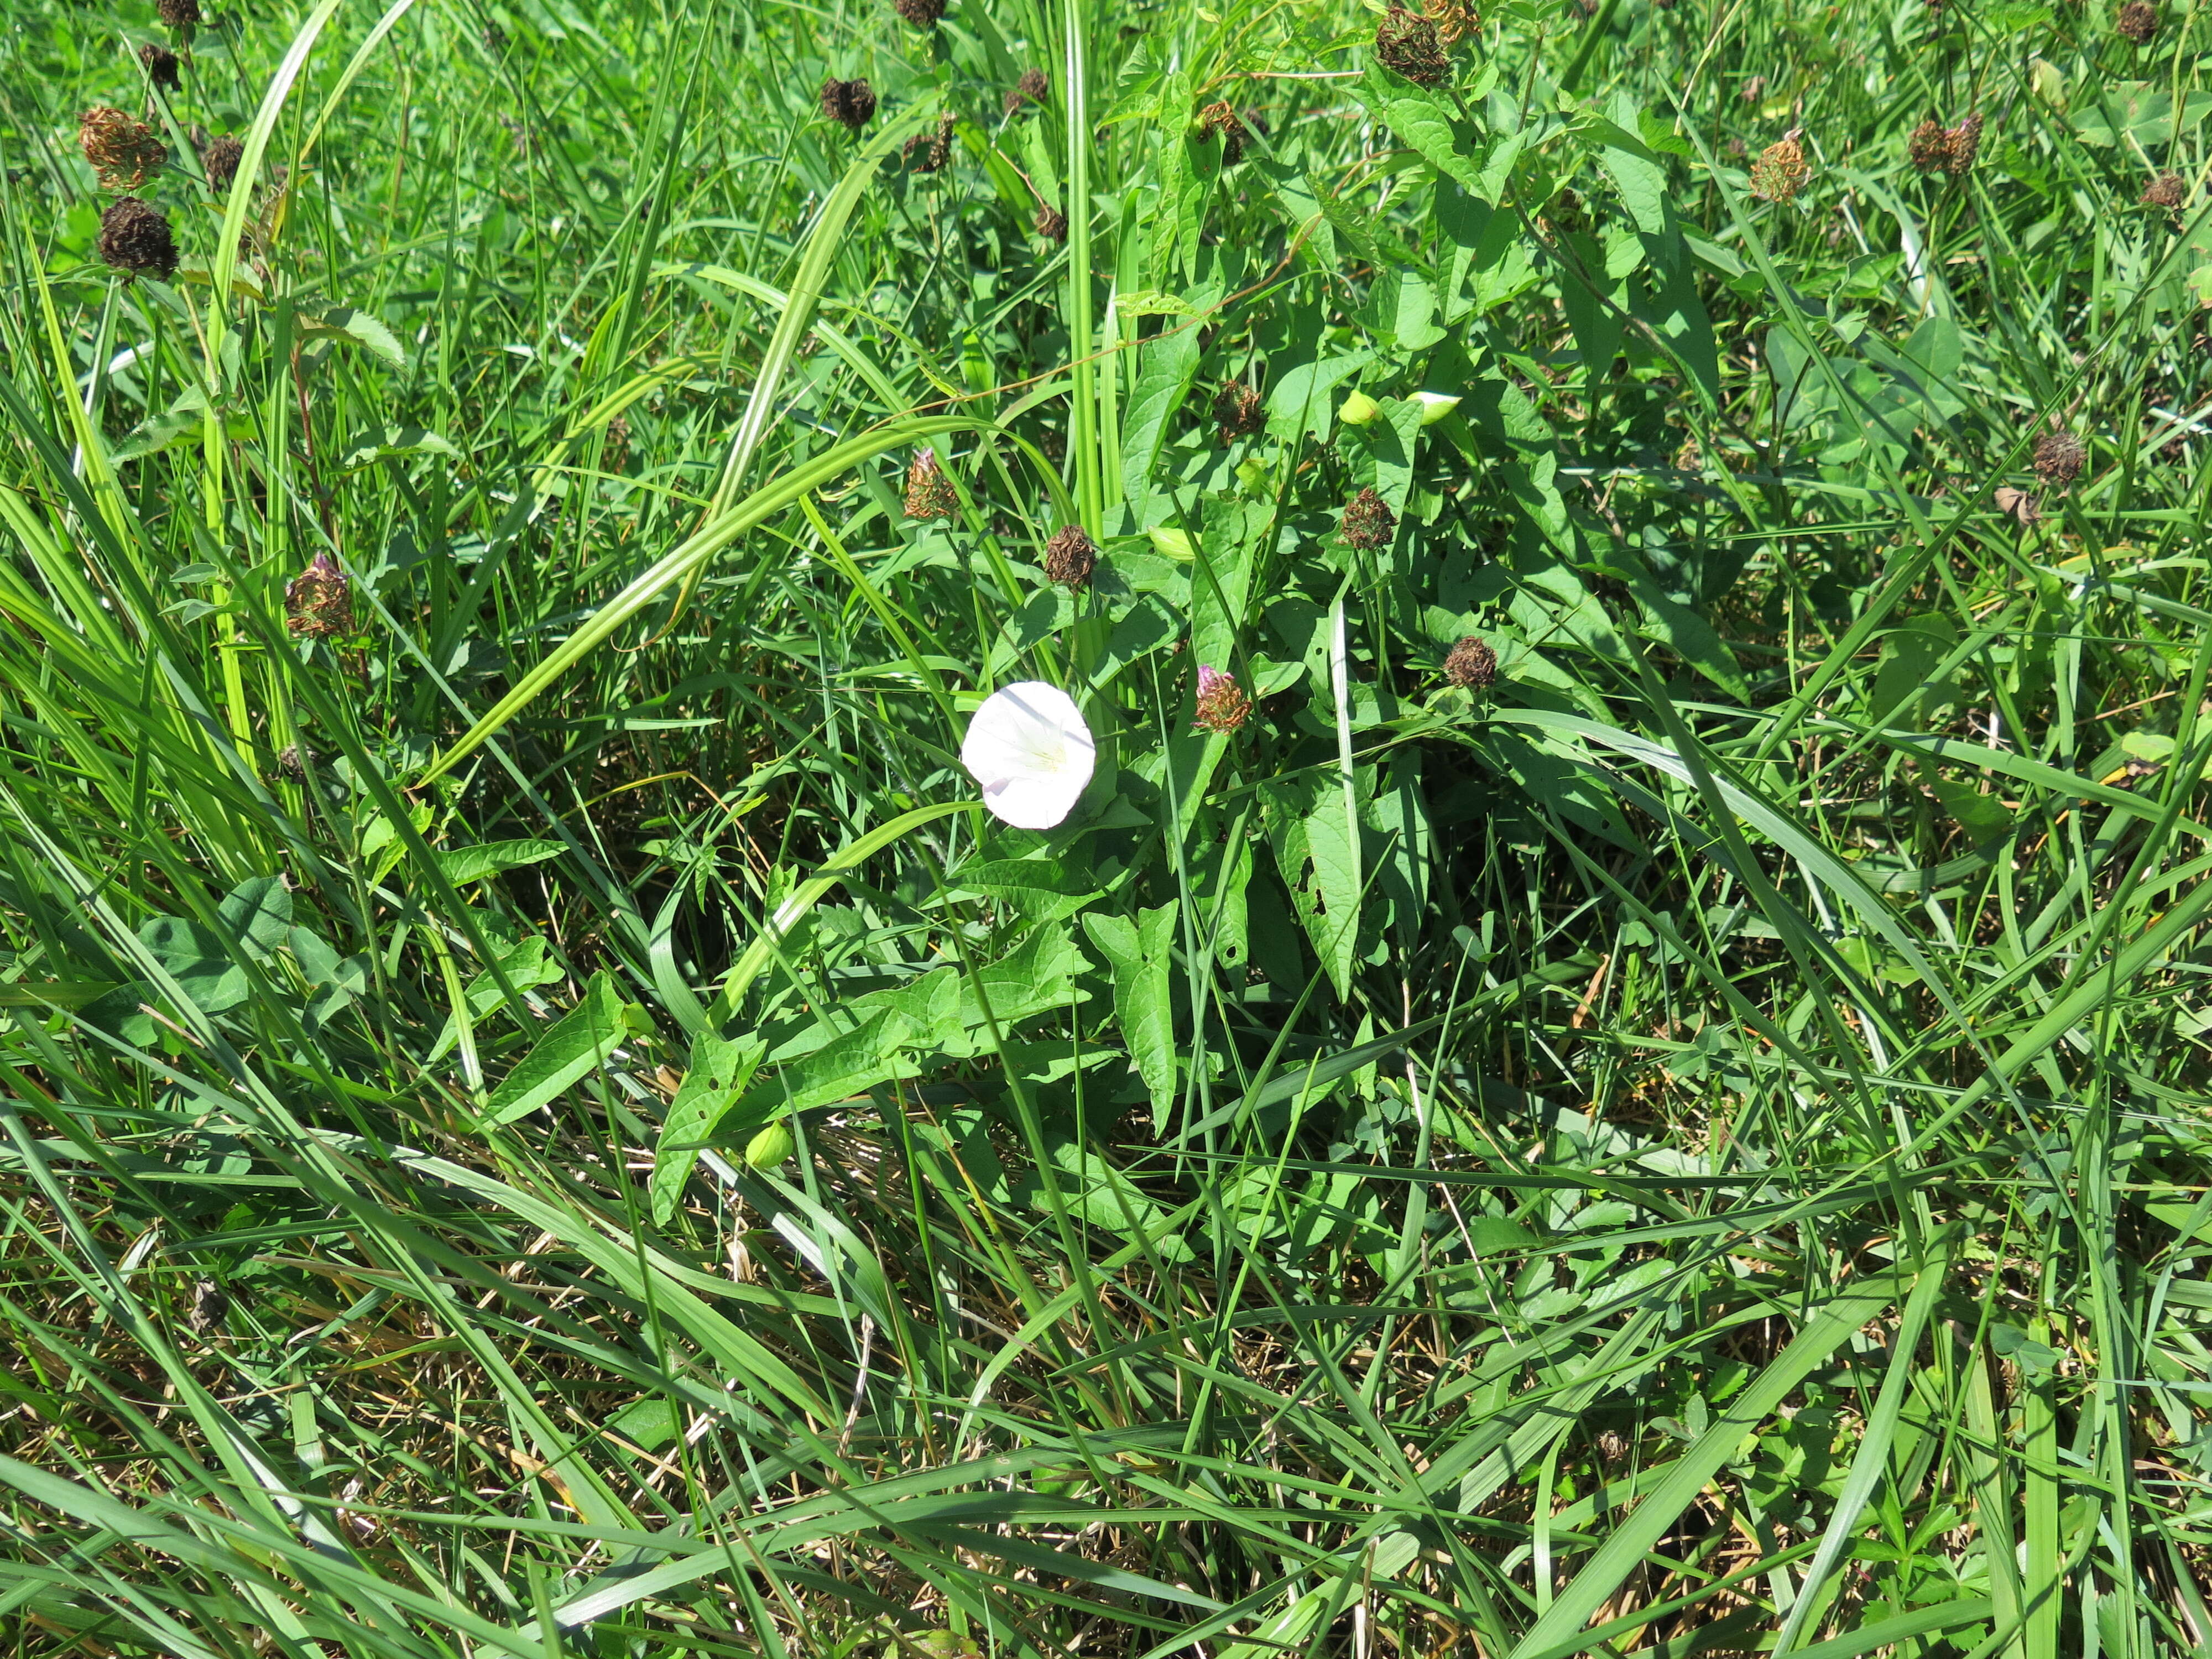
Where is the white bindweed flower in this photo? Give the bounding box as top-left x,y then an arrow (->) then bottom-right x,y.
961,681 -> 1095,829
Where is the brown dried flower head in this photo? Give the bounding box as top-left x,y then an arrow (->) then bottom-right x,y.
1423,0 -> 1481,44
1749,136 -> 1809,204
155,0 -> 201,27
1943,113 -> 1984,175
1375,6 -> 1450,87
904,113 -> 956,173
820,78 -> 878,133
1907,119 -> 1950,173
1444,636 -> 1498,689
284,552 -> 352,639
1005,68 -> 1049,115
1214,381 -> 1265,445
96,197 -> 178,280
79,106 -> 168,191
893,0 -> 947,25
2142,171 -> 2187,210
1196,100 -> 1250,165
140,43 -> 181,92
1044,525 -> 1097,590
1034,204 -> 1068,242
1341,487 -> 1396,551
201,133 -> 244,195
2117,1 -> 2157,42
1192,665 -> 1253,734
904,450 -> 960,521
2032,431 -> 2085,486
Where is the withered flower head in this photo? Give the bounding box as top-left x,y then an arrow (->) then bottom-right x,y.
96,197 -> 178,280
1942,112 -> 1984,175
904,450 -> 959,520
1749,136 -> 1809,204
1907,118 -> 1950,173
904,112 -> 956,172
155,0 -> 201,27
1044,525 -> 1097,589
1034,204 -> 1068,242
2142,171 -> 2188,209
284,552 -> 352,639
1375,6 -> 1450,86
1423,0 -> 1481,44
139,43 -> 181,92
1005,68 -> 1049,114
1992,486 -> 2039,528
201,133 -> 244,194
79,106 -> 167,191
1192,665 -> 1252,733
1214,381 -> 1265,445
1196,100 -> 1250,165
2032,431 -> 2085,486
820,77 -> 878,133
2117,1 -> 2157,42
894,0 -> 947,24
1340,487 -> 1396,551
1444,635 -> 1498,688
1547,186 -> 1589,233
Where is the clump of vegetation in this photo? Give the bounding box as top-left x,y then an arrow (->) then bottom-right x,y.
3,0 -> 2211,1655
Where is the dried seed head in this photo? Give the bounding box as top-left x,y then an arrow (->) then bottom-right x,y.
603,414 -> 630,473
1340,487 -> 1396,551
139,43 -> 181,91
1942,113 -> 1984,175
187,1277 -> 228,1334
201,133 -> 244,194
1749,136 -> 1809,204
1907,119 -> 1950,173
1044,525 -> 1097,589
1422,0 -> 1481,45
156,0 -> 201,27
1672,433 -> 1703,472
276,743 -> 311,779
96,197 -> 178,280
1196,100 -> 1250,165
79,106 -> 167,191
1192,665 -> 1253,733
1444,635 -> 1498,689
904,113 -> 956,172
1214,381 -> 1265,445
1375,5 -> 1451,87
1547,186 -> 1589,234
2032,431 -> 2085,486
1005,68 -> 1049,114
893,0 -> 947,24
285,552 -> 352,638
2117,1 -> 2157,41
904,450 -> 960,520
820,77 -> 878,133
2142,170 -> 2187,209
1034,204 -> 1068,242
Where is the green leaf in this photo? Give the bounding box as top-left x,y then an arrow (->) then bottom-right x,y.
135,916 -> 248,1014
649,1031 -> 765,1223
300,304 -> 408,368
479,972 -> 631,1128
216,877 -> 293,956
1083,905 -> 1177,1131
340,424 -> 457,471
435,839 -> 564,886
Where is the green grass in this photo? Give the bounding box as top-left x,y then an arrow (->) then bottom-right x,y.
3,0 -> 2212,1654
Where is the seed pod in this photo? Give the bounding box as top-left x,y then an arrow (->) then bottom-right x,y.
1034,204 -> 1068,242
155,0 -> 201,27
745,1121 -> 795,1170
904,450 -> 960,520
1005,67 -> 1049,114
820,77 -> 878,133
1196,100 -> 1250,165
1192,665 -> 1253,733
1340,487 -> 1396,551
79,106 -> 167,191
1942,113 -> 1984,175
2032,431 -> 2085,486
1044,525 -> 1097,590
1444,636 -> 1498,688
2142,171 -> 2187,209
894,0 -> 947,24
284,552 -> 352,638
1374,6 -> 1450,87
1749,136 -> 1809,204
1907,119 -> 1950,173
139,43 -> 181,91
904,113 -> 956,172
2116,1 -> 2157,42
201,133 -> 244,194
1214,381 -> 1265,445
96,197 -> 178,280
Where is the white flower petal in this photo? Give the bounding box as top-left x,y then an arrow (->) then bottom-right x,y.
961,681 -> 1095,828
